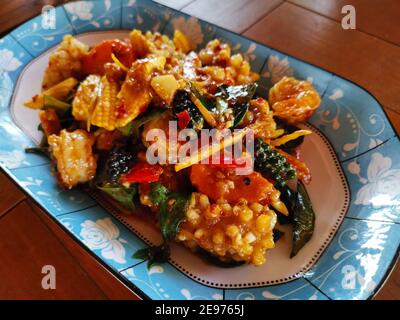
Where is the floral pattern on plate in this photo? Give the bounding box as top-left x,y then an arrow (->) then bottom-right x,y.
309,76 -> 395,161
258,49 -> 333,96
64,0 -> 122,33
214,28 -> 271,75
10,6 -> 74,56
10,164 -> 96,215
0,115 -> 49,169
225,277 -> 328,300
305,218 -> 400,300
343,138 -> 400,223
59,206 -> 146,271
121,262 -> 223,300
163,10 -> 217,51
0,36 -> 32,109
122,0 -> 173,32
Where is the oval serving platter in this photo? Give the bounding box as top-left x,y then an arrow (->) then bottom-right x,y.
0,0 -> 399,300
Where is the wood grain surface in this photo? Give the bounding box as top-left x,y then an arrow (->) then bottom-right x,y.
0,0 -> 398,300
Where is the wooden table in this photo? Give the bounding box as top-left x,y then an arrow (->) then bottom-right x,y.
0,0 -> 399,300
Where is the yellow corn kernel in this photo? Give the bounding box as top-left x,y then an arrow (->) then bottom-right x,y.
261,235 -> 275,249
174,30 -> 191,53
240,61 -> 251,76
242,243 -> 253,256
230,54 -> 243,69
226,225 -> 240,238
205,205 -> 221,219
244,232 -> 256,244
199,194 -> 210,209
239,207 -> 253,222
91,77 -> 120,131
186,208 -> 201,224
232,205 -> 241,216
252,247 -> 266,266
218,44 -> 231,62
225,66 -> 237,80
194,228 -> 205,239
212,230 -> 225,245
220,203 -> 232,214
256,214 -> 271,233
236,74 -> 248,85
249,203 -> 263,214
233,234 -> 243,246
202,66 -> 226,81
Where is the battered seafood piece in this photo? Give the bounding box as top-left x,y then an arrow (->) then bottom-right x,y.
48,129 -> 97,189
42,35 -> 89,90
269,76 -> 321,124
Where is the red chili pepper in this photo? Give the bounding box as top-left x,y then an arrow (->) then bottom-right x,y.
121,163 -> 163,183
176,110 -> 191,129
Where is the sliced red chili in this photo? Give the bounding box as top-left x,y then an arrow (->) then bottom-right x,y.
121,162 -> 163,183
176,110 -> 191,129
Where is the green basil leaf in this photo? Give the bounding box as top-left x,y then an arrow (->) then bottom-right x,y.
132,244 -> 170,269
149,182 -> 169,206
97,184 -> 138,210
160,193 -> 190,241
290,182 -> 315,258
132,248 -> 151,260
